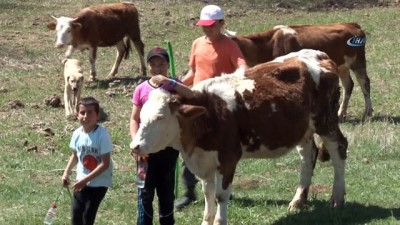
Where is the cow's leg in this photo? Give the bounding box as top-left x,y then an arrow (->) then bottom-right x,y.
201,174 -> 216,225
65,45 -> 74,58
289,136 -> 314,211
108,40 -> 125,77
318,130 -> 347,208
351,67 -> 373,120
88,47 -> 97,81
337,65 -> 353,121
131,38 -> 147,76
213,173 -> 231,225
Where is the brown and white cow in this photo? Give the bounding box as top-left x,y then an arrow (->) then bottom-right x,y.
47,2 -> 146,81
226,22 -> 372,120
130,49 -> 348,225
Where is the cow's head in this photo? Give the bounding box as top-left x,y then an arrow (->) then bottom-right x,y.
130,88 -> 206,155
47,16 -> 82,48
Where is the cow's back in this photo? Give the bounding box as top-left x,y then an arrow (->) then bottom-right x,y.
73,2 -> 140,46
231,30 -> 277,67
238,54 -> 339,152
235,22 -> 366,68
190,50 -> 340,157
238,60 -> 314,151
287,23 -> 366,67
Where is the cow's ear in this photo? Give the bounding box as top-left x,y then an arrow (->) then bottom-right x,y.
178,105 -> 206,120
71,22 -> 82,30
47,22 -> 56,30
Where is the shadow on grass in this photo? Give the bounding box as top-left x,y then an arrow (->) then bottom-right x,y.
343,113 -> 400,125
232,197 -> 399,224
85,76 -> 148,90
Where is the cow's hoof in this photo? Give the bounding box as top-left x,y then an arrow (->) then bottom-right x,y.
338,114 -> 347,122
288,199 -> 305,212
213,218 -> 227,225
88,76 -> 97,82
362,109 -> 373,122
108,72 -> 117,77
330,196 -> 344,208
201,216 -> 215,225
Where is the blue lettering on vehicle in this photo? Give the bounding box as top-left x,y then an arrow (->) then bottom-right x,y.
347,36 -> 366,47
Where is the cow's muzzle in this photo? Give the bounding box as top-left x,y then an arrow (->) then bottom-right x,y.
130,142 -> 141,154
55,44 -> 64,48
130,145 -> 145,159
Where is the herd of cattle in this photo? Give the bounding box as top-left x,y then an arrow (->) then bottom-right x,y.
47,2 -> 373,225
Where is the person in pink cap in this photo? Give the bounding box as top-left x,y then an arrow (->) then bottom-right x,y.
176,4 -> 248,210
182,4 -> 247,85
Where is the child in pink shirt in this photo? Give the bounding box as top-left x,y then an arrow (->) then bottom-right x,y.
129,47 -> 192,225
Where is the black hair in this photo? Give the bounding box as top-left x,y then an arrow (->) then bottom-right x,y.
78,96 -> 100,113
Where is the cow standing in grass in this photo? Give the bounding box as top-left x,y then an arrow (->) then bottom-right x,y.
47,2 -> 146,81
130,49 -> 348,225
226,22 -> 372,120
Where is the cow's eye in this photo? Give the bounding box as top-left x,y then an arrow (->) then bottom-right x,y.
155,115 -> 164,121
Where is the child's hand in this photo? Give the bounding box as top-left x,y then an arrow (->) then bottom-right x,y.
130,151 -> 148,161
72,179 -> 87,192
62,175 -> 70,187
150,75 -> 169,87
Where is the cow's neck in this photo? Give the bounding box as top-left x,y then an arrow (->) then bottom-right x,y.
178,92 -> 235,153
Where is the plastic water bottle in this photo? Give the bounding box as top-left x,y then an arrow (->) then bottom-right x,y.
44,203 -> 57,225
135,158 -> 148,188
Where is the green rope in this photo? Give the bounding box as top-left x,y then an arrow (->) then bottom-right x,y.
167,41 -> 176,78
166,41 -> 179,198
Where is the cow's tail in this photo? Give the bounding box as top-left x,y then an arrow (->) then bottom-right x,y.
124,36 -> 131,60
313,134 -> 330,162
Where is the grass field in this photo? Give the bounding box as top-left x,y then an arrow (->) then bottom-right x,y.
0,0 -> 399,224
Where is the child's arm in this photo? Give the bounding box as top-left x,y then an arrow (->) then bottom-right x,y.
151,75 -> 195,99
62,152 -> 78,187
129,104 -> 141,140
72,152 -> 111,192
181,68 -> 195,86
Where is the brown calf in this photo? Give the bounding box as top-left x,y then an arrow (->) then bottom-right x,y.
48,2 -> 146,81
227,22 -> 372,120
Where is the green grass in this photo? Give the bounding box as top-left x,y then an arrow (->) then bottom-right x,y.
0,0 -> 399,224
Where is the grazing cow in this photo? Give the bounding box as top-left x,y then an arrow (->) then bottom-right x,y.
47,2 -> 146,81
130,49 -> 348,225
226,22 -> 372,120
63,58 -> 83,120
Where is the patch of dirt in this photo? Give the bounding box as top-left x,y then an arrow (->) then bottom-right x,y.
310,184 -> 330,194
234,177 -> 262,189
44,95 -> 62,108
8,100 -> 24,109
